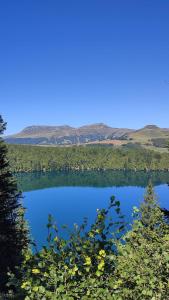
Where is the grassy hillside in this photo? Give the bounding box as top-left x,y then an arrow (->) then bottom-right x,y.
128,125 -> 169,145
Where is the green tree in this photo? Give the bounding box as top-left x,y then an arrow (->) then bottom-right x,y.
0,116 -> 29,291
113,183 -> 169,299
140,181 -> 159,227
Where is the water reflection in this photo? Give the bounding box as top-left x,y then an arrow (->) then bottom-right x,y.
15,170 -> 169,192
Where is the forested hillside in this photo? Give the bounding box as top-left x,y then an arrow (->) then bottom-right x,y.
7,144 -> 169,172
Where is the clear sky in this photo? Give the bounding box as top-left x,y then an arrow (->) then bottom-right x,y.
0,0 -> 169,135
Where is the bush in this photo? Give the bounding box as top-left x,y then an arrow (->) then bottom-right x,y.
8,187 -> 169,300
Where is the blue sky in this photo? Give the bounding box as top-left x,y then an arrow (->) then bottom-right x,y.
0,0 -> 169,135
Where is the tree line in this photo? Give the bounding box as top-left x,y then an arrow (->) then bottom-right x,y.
7,144 -> 169,172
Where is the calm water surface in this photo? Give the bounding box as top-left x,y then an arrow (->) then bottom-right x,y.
15,171 -> 169,247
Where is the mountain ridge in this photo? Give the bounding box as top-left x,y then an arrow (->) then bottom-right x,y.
4,123 -> 169,147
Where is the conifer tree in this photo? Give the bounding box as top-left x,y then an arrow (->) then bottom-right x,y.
0,115 -> 29,291
140,180 -> 166,231
140,181 -> 157,226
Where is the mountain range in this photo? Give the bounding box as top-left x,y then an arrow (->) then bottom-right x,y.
4,123 -> 169,148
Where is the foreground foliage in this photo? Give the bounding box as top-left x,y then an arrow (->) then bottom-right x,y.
7,144 -> 169,172
8,183 -> 169,300
0,116 -> 29,291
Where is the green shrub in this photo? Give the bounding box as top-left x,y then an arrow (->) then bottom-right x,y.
8,186 -> 169,300
111,184 -> 169,299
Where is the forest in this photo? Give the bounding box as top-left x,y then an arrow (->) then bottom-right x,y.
7,144 -> 169,173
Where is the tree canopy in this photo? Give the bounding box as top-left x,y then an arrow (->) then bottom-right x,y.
7,144 -> 169,173
0,116 -> 29,291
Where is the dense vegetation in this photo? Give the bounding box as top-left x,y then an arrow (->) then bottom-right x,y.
151,138 -> 169,148
7,144 -> 169,172
7,183 -> 169,300
0,116 -> 29,292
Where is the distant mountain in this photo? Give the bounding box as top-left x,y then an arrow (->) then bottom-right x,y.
4,123 -> 169,147
5,123 -> 133,145
128,125 -> 169,146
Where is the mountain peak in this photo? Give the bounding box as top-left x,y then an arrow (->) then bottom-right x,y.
5,123 -> 169,146
79,123 -> 110,129
143,125 -> 159,130
5,123 -> 133,145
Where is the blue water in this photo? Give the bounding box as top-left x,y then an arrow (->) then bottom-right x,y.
16,171 -> 169,247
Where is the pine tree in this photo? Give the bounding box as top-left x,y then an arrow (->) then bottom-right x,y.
140,180 -> 164,230
0,115 -> 29,291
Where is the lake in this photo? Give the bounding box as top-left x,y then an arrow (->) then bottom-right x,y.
15,170 -> 169,247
